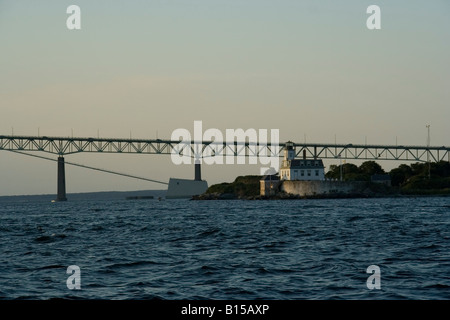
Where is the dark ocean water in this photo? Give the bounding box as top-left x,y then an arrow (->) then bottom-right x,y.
0,196 -> 449,300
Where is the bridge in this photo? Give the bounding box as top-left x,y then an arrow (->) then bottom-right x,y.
1,134 -> 449,201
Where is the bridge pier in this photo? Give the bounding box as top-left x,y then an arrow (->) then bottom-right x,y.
55,156 -> 67,202
195,160 -> 201,181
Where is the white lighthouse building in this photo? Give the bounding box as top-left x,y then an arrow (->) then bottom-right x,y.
279,141 -> 325,181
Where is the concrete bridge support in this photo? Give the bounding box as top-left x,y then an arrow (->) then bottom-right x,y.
56,156 -> 67,201
195,160 -> 201,181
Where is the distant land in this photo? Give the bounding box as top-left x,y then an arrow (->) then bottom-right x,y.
0,189 -> 167,203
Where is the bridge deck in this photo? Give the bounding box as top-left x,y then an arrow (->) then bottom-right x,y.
1,135 -> 449,162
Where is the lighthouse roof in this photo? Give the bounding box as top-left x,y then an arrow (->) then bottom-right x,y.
281,159 -> 324,169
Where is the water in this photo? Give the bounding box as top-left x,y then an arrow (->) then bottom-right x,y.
0,196 -> 449,300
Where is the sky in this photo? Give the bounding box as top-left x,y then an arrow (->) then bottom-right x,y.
1,0 -> 449,196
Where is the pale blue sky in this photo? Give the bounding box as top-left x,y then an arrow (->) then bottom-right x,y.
1,1 -> 449,195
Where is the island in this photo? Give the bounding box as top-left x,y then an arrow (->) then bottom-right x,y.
191,161 -> 450,200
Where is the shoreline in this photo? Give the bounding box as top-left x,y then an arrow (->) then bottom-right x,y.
191,191 -> 450,201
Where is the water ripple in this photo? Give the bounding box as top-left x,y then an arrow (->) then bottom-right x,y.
1,196 -> 449,299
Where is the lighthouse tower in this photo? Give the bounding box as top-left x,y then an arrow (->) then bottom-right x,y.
284,141 -> 295,161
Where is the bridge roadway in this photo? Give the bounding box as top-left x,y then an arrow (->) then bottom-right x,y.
1,134 -> 449,163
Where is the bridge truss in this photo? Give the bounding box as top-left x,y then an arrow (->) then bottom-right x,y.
0,135 -> 449,163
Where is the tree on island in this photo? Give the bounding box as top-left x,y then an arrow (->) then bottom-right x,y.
325,160 -> 450,194
359,161 -> 385,176
393,161 -> 450,193
389,164 -> 413,186
325,161 -> 384,181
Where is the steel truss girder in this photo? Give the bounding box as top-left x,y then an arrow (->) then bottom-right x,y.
0,135 -> 449,163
